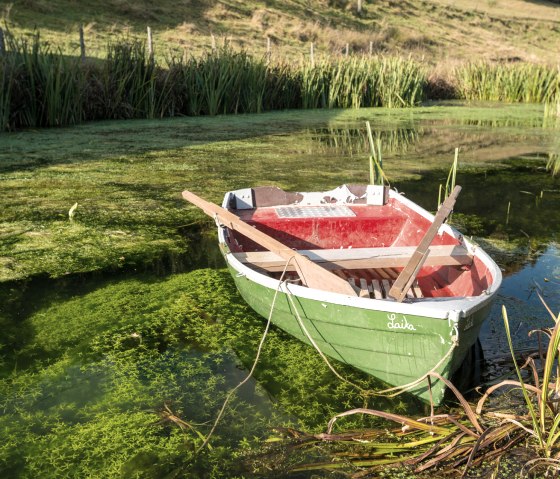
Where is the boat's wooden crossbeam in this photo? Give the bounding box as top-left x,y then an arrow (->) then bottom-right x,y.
232,245 -> 472,272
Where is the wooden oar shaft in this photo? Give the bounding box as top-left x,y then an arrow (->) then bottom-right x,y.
182,190 -> 359,296
389,186 -> 462,302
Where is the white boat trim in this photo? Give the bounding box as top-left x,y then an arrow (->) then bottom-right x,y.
219,186 -> 502,321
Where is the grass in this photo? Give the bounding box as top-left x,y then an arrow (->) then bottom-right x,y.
3,0 -> 560,64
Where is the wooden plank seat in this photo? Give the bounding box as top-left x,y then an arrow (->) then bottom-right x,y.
232,245 -> 472,273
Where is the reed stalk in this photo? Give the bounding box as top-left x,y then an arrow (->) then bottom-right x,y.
438,147 -> 459,207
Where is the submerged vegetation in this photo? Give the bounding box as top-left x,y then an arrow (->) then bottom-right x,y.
260,300 -> 560,478
0,269 -> 404,478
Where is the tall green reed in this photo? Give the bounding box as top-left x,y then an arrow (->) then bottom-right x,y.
299,55 -> 426,110
0,32 -> 428,132
456,62 -> 560,103
438,147 -> 459,207
0,32 -> 84,129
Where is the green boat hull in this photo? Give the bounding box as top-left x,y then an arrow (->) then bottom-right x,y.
229,264 -> 489,405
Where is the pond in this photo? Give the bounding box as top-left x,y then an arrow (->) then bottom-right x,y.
0,103 -> 559,478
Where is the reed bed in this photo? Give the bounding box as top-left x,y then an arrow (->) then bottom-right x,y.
0,34 -> 84,129
456,62 -> 560,103
300,56 -> 426,109
0,33 -> 426,131
3,31 -> 560,132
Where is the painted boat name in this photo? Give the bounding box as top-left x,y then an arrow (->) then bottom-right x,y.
387,313 -> 416,331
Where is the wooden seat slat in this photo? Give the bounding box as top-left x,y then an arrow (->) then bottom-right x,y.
381,279 -> 392,298
371,280 -> 383,299
233,245 -> 472,272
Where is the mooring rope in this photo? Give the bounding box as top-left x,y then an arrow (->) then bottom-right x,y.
284,285 -> 371,396
283,282 -> 460,400
198,256 -> 460,452
196,258 -> 294,453
373,327 -> 459,397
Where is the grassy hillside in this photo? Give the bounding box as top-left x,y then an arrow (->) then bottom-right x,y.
2,0 -> 560,64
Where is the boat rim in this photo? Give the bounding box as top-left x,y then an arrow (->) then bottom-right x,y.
218,186 -> 503,321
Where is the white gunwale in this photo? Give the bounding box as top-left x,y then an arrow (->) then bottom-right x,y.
219,187 -> 503,321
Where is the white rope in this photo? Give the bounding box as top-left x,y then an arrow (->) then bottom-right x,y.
284,282 -> 460,400
196,260 -> 293,453
284,284 -> 370,395
198,255 -> 460,452
373,326 -> 459,397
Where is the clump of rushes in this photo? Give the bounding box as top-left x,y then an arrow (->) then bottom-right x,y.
300,56 -> 426,109
1,32 -> 84,129
262,298 -> 560,478
456,62 -> 560,103
0,31 -> 427,131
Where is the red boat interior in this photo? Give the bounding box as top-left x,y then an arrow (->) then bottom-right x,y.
224,191 -> 495,300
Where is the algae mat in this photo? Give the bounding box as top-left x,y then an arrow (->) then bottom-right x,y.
0,103 -> 554,282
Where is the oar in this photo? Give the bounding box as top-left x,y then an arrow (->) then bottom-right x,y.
182,190 -> 359,297
389,186 -> 462,302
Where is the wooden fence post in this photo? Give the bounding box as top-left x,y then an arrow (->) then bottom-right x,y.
266,36 -> 271,64
345,43 -> 349,56
369,40 -> 373,56
79,25 -> 86,62
147,26 -> 153,60
310,42 -> 315,67
0,27 -> 5,57
211,33 -> 216,52
357,0 -> 362,13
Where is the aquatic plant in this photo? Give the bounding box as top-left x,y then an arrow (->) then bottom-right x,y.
1,268 -> 400,477
0,31 -> 428,132
438,147 -> 459,207
456,62 -> 560,104
300,55 -> 426,110
547,154 -> 560,177
0,32 -> 84,129
366,120 -> 385,186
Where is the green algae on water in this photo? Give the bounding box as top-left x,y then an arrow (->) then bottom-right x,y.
0,268 -> 402,478
0,104 -> 556,283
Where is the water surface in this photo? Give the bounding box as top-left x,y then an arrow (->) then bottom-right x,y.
1,103 -> 559,477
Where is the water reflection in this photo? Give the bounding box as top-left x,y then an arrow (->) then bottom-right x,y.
306,126 -> 421,155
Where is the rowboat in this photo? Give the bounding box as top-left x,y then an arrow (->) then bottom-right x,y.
182,184 -> 502,405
